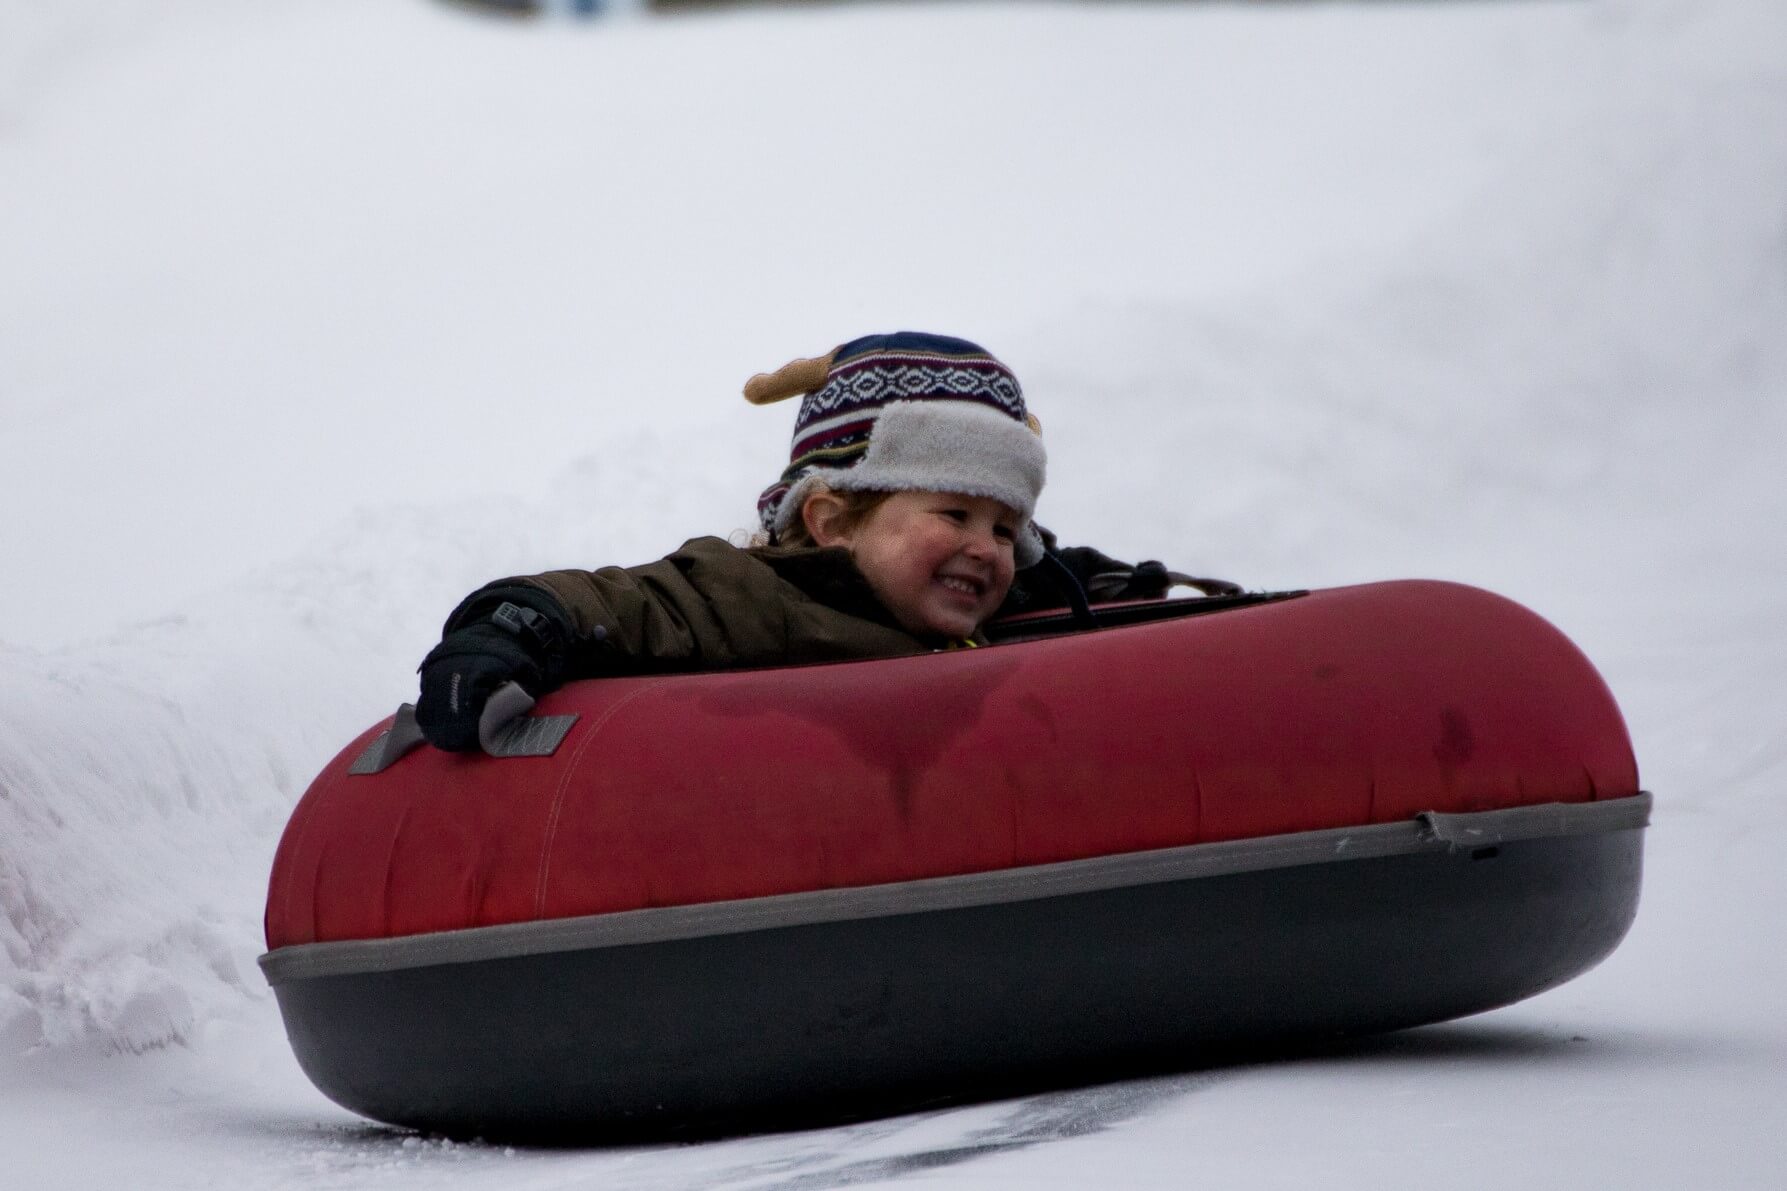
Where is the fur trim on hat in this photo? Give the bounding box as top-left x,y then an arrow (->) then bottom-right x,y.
773,400 -> 1048,567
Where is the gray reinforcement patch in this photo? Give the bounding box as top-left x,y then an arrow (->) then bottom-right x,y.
482,713 -> 578,758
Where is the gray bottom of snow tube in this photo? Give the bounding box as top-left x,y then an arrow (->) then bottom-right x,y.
263,795 -> 1648,1141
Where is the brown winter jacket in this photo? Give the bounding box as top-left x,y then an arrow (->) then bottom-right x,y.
442,533 -> 1201,687
456,536 -> 940,681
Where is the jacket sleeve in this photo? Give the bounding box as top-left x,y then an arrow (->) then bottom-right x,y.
444,536 -> 926,683
497,537 -> 795,678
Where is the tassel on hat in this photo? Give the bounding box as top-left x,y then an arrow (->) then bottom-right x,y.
748,332 -> 1048,567
744,352 -> 836,406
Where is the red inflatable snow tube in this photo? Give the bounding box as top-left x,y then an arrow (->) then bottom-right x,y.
261,581 -> 1647,1139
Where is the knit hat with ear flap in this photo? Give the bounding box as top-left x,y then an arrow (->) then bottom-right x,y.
747,331 -> 1048,568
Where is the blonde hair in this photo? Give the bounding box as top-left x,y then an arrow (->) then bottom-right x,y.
755,484 -> 893,549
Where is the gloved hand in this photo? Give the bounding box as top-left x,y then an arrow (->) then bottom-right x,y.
415,599 -> 566,751
999,528 -> 1244,618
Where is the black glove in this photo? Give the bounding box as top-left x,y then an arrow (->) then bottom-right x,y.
1067,552 -> 1242,600
998,528 -> 1244,617
415,598 -> 567,751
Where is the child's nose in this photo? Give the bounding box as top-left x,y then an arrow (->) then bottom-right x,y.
961,527 -> 997,559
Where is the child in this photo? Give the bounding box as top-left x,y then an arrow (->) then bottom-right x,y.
415,332 -> 1050,751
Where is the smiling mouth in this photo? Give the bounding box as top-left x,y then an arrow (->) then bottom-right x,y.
936,575 -> 985,598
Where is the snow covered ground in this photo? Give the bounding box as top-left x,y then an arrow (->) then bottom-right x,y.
2,0 -> 1784,1185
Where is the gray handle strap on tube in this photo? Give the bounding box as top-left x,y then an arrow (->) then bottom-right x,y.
478,680 -> 538,752
350,681 -> 579,776
349,703 -> 429,775
477,680 -> 579,757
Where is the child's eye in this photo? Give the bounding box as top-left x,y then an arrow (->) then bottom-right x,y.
939,509 -> 969,524
993,524 -> 1016,541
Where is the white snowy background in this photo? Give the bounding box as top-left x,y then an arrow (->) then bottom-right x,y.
2,0 -> 1783,1186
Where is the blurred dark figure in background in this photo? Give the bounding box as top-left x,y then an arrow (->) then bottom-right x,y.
439,0 -> 539,16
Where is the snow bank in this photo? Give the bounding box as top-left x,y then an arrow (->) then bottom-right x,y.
0,458 -> 762,1053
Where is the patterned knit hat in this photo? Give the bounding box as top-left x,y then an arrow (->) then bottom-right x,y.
747,332 -> 1048,567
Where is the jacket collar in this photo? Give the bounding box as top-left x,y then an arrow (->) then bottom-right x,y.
749,545 -> 908,633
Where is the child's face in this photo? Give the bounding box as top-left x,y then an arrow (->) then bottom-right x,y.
827,491 -> 1020,640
